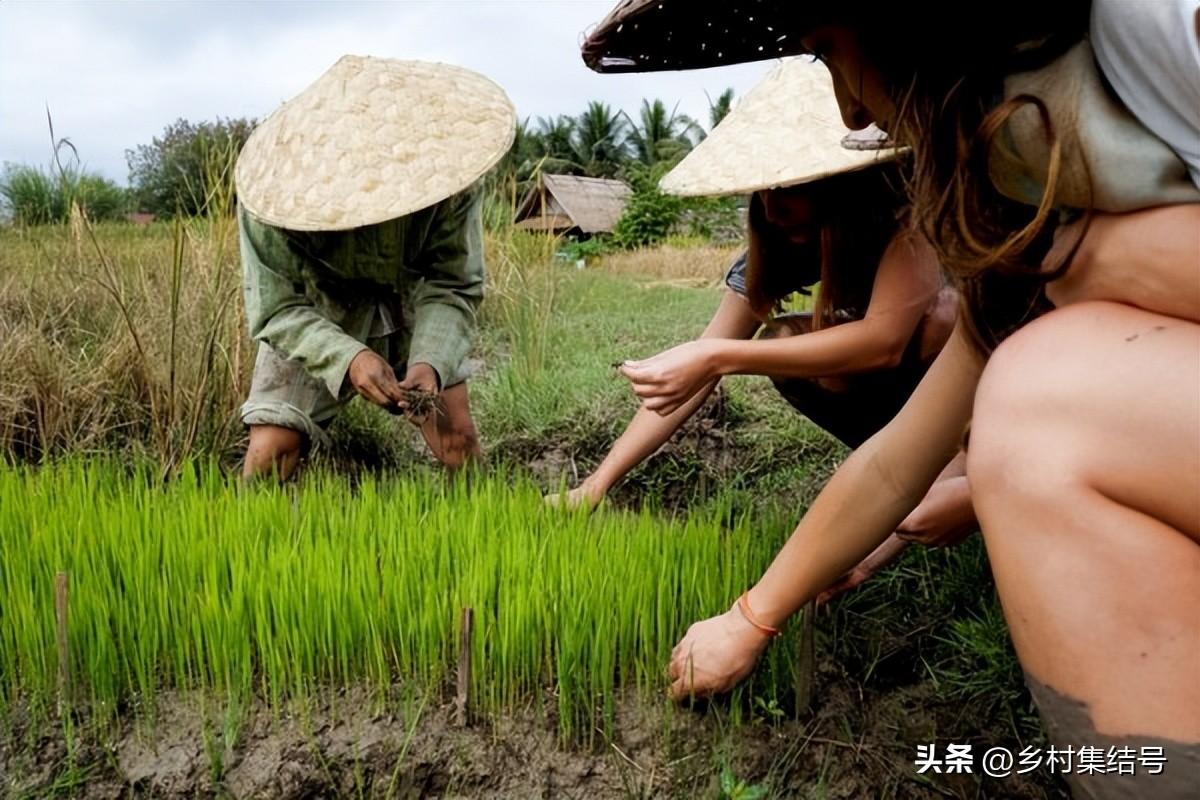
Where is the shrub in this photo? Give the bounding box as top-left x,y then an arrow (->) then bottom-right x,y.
612,165 -> 683,249
0,162 -> 130,225
558,236 -> 612,263
126,117 -> 254,216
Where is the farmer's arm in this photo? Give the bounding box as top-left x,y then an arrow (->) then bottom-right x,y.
668,319 -> 983,699
1044,206 -> 1200,322
621,233 -> 942,414
239,208 -> 368,398
561,291 -> 762,508
407,188 -> 486,390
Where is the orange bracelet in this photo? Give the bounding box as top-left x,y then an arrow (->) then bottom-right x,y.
737,591 -> 780,638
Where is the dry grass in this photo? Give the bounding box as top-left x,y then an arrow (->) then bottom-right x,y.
592,242 -> 740,287
0,214 -> 249,466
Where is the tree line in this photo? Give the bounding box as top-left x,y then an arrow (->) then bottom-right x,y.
0,90 -> 734,226
503,90 -> 733,181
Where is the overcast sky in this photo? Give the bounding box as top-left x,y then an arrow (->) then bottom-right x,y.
0,0 -> 774,185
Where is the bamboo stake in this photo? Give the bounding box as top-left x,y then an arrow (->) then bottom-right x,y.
454,607 -> 474,727
55,571 -> 71,714
794,599 -> 816,717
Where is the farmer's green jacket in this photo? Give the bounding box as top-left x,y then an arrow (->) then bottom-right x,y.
238,187 -> 484,396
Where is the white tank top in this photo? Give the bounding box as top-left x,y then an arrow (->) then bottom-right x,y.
1091,0 -> 1200,189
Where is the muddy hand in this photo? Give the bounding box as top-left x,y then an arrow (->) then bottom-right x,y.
668,604 -> 770,701
618,340 -> 719,416
397,362 -> 441,423
348,349 -> 410,410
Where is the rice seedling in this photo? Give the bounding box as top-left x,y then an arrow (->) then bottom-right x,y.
0,460 -> 801,741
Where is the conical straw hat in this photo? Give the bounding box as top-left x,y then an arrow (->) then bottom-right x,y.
660,58 -> 902,197
236,56 -> 516,231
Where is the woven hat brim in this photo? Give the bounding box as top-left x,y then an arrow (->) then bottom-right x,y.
660,59 -> 904,197
236,56 -> 516,231
582,0 -> 816,73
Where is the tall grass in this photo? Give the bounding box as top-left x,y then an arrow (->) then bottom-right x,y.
0,460 -> 800,740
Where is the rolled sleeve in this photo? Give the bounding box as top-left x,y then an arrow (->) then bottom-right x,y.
239,207 -> 368,397
406,188 -> 485,387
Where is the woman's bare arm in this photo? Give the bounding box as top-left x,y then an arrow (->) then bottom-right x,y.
714,232 -> 944,378
623,232 -> 945,414
747,319 -> 982,622
553,291 -> 761,506
668,320 -> 984,698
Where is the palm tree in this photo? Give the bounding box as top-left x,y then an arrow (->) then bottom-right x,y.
531,114 -> 583,174
499,117 -> 541,180
571,101 -> 628,177
706,88 -> 735,131
623,99 -> 703,167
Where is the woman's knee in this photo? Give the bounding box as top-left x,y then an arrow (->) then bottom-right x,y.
968,304 -> 1114,498
969,301 -> 1200,511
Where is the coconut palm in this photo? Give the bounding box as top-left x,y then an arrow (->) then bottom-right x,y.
706,88 -> 735,130
497,117 -> 541,182
571,101 -> 628,177
520,114 -> 581,175
623,99 -> 702,167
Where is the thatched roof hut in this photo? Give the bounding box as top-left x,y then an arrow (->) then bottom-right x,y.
513,173 -> 632,235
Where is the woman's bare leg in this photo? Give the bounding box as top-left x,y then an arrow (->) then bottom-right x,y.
970,302 -> 1200,745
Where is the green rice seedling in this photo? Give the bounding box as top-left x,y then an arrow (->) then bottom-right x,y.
0,460 -> 800,741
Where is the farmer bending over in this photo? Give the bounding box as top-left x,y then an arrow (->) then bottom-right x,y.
234,56 -> 515,479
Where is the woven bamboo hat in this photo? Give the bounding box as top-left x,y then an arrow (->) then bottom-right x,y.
236,56 -> 516,231
660,58 -> 901,197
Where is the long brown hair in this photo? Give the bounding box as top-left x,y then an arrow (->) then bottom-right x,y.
866,1 -> 1092,351
791,0 -> 1092,351
744,164 -> 906,328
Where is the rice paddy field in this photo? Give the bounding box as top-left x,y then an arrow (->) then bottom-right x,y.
0,462 -> 799,739
0,219 -> 1063,799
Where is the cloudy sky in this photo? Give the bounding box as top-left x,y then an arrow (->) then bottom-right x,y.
1,0 -> 775,185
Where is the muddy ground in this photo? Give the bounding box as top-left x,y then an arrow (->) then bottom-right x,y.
2,659 -> 1065,799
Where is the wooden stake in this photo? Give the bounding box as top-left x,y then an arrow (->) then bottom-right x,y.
454,607 -> 473,727
794,599 -> 816,717
55,571 -> 71,713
